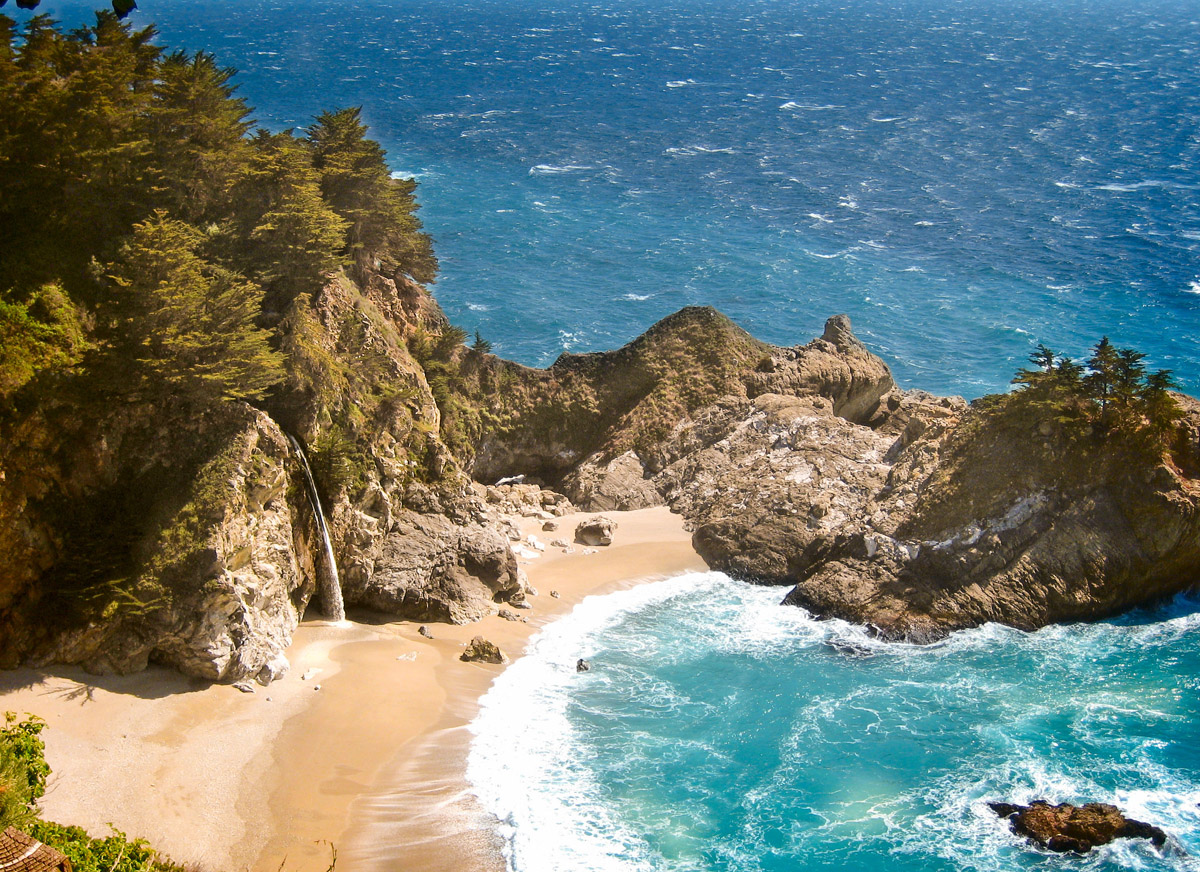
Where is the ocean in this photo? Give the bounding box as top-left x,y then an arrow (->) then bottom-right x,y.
29,0 -> 1200,867
469,574 -> 1200,871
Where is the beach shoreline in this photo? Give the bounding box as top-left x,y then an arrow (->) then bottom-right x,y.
0,505 -> 706,872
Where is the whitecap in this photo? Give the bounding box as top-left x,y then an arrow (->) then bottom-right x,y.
665,78 -> 698,88
622,293 -> 650,301
1187,280 -> 1200,295
529,163 -> 595,175
466,303 -> 489,311
1096,179 -> 1170,192
779,101 -> 841,111
663,145 -> 736,157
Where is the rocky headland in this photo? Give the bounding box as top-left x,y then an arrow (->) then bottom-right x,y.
2,267 -> 1198,681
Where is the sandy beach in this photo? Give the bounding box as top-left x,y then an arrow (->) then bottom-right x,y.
0,506 -> 706,872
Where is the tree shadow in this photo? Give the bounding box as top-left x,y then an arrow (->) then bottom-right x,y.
0,663 -> 210,704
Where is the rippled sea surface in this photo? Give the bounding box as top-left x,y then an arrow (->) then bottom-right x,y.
470,574 -> 1200,872
39,0 -> 1200,396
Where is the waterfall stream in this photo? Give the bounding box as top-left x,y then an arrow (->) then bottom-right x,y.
286,434 -> 346,622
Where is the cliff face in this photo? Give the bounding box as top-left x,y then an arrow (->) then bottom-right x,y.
0,268 -> 520,682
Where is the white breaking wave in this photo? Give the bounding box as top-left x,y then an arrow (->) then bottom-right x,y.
663,145 -> 737,157
468,573 -> 727,872
779,101 -> 841,111
530,163 -> 595,175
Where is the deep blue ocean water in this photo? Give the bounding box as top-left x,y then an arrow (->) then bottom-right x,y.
23,2 -> 1200,868
36,0 -> 1200,397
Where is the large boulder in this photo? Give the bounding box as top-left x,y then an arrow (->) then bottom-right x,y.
460,636 -> 507,664
575,516 -> 618,547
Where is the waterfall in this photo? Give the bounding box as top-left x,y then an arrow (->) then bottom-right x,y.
286,434 -> 346,622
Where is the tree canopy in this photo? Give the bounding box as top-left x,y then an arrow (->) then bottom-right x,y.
0,12 -> 437,412
1010,337 -> 1184,446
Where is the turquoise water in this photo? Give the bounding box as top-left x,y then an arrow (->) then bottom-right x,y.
469,574 -> 1200,871
33,0 -> 1200,397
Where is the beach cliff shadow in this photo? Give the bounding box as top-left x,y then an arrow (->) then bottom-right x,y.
0,664 -> 210,704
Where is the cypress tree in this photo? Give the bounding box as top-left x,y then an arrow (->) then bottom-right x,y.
107,212 -> 284,406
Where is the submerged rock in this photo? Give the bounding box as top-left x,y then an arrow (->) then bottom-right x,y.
989,800 -> 1168,853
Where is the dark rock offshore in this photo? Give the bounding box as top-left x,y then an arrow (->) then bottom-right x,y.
989,800 -> 1168,853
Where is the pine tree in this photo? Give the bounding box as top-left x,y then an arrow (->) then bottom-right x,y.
235,131 -> 348,306
107,212 -> 284,406
145,50 -> 253,223
307,107 -> 438,283
1085,337 -> 1120,427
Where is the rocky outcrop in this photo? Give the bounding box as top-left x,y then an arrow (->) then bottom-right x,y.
340,510 -> 520,623
990,801 -> 1168,853
543,315 -> 1200,640
1,402 -> 310,682
0,267 -> 527,682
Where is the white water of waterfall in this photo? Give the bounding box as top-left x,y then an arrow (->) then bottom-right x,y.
287,434 -> 346,622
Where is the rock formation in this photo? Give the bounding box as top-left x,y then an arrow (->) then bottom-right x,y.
989,800 -> 1168,853
505,314 -> 1200,640
461,636 -> 506,664
575,517 -> 617,547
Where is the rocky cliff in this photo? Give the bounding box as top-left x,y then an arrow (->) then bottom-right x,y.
2,290 -> 1197,681
532,314 -> 1200,640
0,268 -> 522,682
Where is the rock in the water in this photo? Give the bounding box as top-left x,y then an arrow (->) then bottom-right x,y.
461,636 -> 507,664
575,517 -> 617,546
576,658 -> 591,672
989,800 -> 1168,853
418,625 -> 433,639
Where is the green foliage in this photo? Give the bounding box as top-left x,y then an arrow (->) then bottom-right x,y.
471,330 -> 493,355
308,107 -> 438,283
0,13 -> 160,295
1010,337 -> 1183,449
234,130 -> 348,306
0,713 -> 47,828
0,15 -> 440,425
106,212 -> 285,406
309,425 -> 369,500
146,50 -> 252,223
0,284 -> 89,402
30,821 -> 188,872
